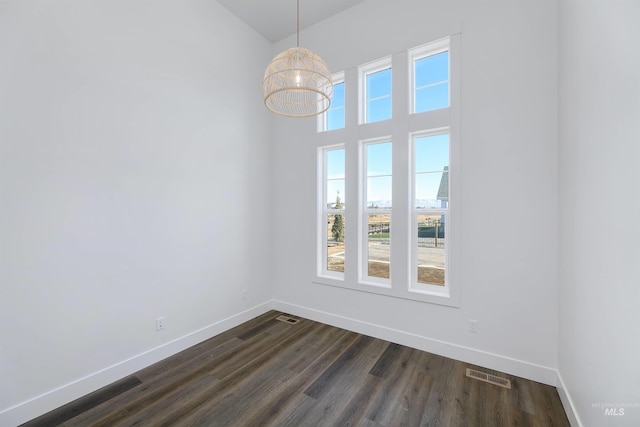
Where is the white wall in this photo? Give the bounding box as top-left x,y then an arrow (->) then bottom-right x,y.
0,0 -> 273,424
272,0 -> 559,384
558,1 -> 640,425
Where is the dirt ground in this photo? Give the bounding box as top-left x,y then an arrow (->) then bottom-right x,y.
326,244 -> 444,286
327,244 -> 345,272
367,263 -> 444,286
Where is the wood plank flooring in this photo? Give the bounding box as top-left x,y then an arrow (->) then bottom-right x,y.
22,311 -> 570,426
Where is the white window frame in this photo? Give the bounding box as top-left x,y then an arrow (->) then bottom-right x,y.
318,71 -> 346,132
317,144 -> 346,280
358,57 -> 392,124
410,129 -> 450,297
313,33 -> 460,308
360,137 -> 393,288
409,38 -> 450,114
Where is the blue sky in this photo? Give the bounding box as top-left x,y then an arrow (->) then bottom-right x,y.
366,142 -> 392,206
326,82 -> 345,131
326,148 -> 345,205
415,134 -> 448,205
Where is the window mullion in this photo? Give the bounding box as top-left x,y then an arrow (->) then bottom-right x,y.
343,68 -> 359,286
389,51 -> 410,294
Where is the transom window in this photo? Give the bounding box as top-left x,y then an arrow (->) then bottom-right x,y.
410,39 -> 450,113
359,57 -> 392,124
322,72 -> 345,131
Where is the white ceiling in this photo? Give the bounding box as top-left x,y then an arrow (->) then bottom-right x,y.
217,0 -> 367,43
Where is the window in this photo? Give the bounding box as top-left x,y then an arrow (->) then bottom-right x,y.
362,139 -> 392,285
315,35 -> 459,306
319,146 -> 345,278
320,72 -> 345,131
412,131 -> 449,292
410,39 -> 450,113
359,58 -> 392,123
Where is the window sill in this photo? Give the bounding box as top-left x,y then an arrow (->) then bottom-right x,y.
312,275 -> 459,308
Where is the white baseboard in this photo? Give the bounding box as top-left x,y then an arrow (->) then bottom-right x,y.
556,371 -> 583,427
273,300 -> 558,386
0,301 -> 272,427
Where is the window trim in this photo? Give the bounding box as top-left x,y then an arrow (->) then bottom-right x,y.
313,33 -> 461,308
410,128 -> 450,297
359,137 -> 393,288
317,144 -> 346,280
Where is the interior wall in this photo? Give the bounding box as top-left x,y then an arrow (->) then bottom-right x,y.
558,0 -> 640,425
272,0 -> 559,382
0,0 -> 273,423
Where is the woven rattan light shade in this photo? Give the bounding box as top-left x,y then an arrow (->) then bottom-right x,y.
263,47 -> 333,117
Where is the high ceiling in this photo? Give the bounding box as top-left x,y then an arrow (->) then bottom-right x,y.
217,0 -> 367,43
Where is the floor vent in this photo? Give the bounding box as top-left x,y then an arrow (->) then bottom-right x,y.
275,314 -> 300,324
466,368 -> 512,389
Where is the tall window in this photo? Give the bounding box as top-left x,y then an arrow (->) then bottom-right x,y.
315,35 -> 459,306
319,146 -> 345,278
359,58 -> 392,123
412,132 -> 449,291
362,139 -> 392,285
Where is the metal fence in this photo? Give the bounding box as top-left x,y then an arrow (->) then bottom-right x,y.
417,237 -> 445,248
367,237 -> 444,248
367,222 -> 390,235
367,221 -> 445,248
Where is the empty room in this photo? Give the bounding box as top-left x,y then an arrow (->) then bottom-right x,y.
1,0 -> 638,426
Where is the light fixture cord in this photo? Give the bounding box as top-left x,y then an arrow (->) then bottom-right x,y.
296,0 -> 300,47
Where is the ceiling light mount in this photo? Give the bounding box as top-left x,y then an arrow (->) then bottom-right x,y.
263,0 -> 333,117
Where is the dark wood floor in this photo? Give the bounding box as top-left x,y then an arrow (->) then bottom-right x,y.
23,311 -> 569,426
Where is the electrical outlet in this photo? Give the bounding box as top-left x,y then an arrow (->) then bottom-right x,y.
156,317 -> 165,331
468,319 -> 479,333
242,289 -> 248,300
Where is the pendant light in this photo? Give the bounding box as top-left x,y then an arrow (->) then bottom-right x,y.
262,0 -> 333,117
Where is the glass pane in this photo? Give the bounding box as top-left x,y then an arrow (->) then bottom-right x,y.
366,142 -> 392,208
416,214 -> 445,286
366,68 -> 391,99
327,179 -> 345,208
327,107 -> 345,131
367,176 -> 392,208
415,83 -> 449,112
415,134 -> 449,173
415,51 -> 448,87
366,97 -> 392,123
326,148 -> 345,206
326,149 -> 345,179
326,82 -> 345,130
366,68 -> 392,123
332,82 -> 345,108
367,142 -> 392,175
367,214 -> 390,279
415,134 -> 448,208
415,172 -> 447,208
327,214 -> 345,273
